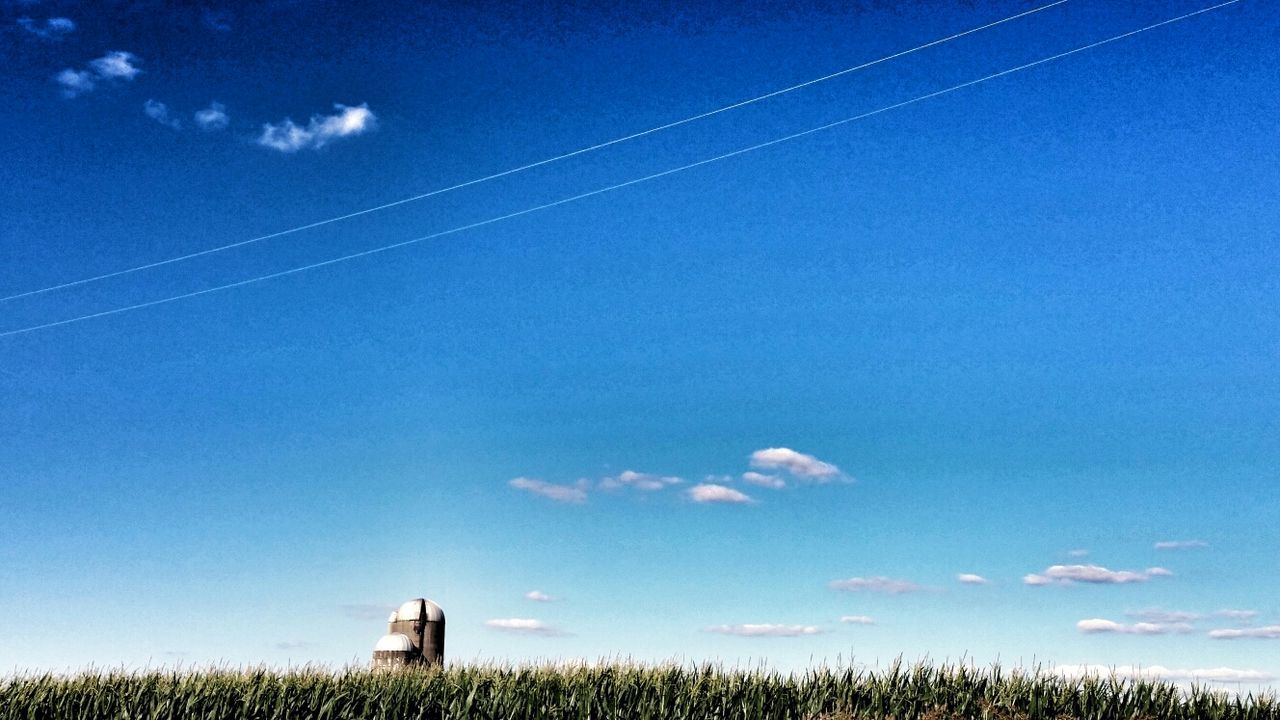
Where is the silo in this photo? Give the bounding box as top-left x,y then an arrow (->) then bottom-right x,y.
371,632 -> 414,668
381,598 -> 446,665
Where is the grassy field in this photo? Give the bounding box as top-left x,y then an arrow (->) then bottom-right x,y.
2,661 -> 1276,720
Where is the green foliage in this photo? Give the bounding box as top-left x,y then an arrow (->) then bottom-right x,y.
1,661 -> 1274,720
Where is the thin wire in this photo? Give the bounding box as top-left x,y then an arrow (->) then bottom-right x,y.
0,0 -> 1241,340
0,0 -> 1070,304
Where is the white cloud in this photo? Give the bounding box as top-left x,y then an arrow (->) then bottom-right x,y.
55,69 -> 95,98
90,51 -> 142,80
839,615 -> 875,625
55,51 -> 142,98
1154,539 -> 1208,550
829,576 -> 925,594
194,101 -> 229,131
686,483 -> 753,504
741,471 -> 785,489
144,99 -> 181,129
957,573 -> 989,585
1076,618 -> 1194,635
257,103 -> 377,152
1208,626 -> 1280,640
339,603 -> 395,621
599,469 -> 682,491
509,476 -> 587,504
1054,665 -> 1275,684
1067,549 -> 1089,558
17,16 -> 75,39
524,590 -> 556,602
749,447 -> 841,480
1214,609 -> 1259,622
1023,564 -> 1173,586
1126,608 -> 1201,624
484,618 -> 567,637
705,624 -> 824,637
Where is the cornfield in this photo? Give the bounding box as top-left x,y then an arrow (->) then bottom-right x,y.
2,661 -> 1275,720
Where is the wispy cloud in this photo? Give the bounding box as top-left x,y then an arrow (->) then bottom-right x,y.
705,624 -> 824,637
56,51 -> 142,98
509,477 -> 588,504
1023,564 -> 1172,586
829,576 -> 925,594
957,573 -> 989,585
599,470 -> 682,491
144,99 -> 181,129
1076,618 -> 1194,635
1208,626 -> 1280,640
749,447 -> 842,480
1126,608 -> 1201,624
1214,609 -> 1259,622
340,603 -> 395,621
485,618 -> 568,636
274,640 -> 313,650
687,483 -> 753,504
839,615 -> 875,625
1067,549 -> 1089,558
1154,539 -> 1208,551
525,590 -> 557,602
1055,665 -> 1275,684
741,471 -> 785,489
90,51 -> 142,80
194,101 -> 229,131
257,103 -> 377,152
17,16 -> 75,40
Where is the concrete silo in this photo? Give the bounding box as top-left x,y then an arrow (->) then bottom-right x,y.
371,598 -> 445,668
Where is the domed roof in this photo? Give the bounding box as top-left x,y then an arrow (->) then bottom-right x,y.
394,598 -> 445,623
373,633 -> 413,652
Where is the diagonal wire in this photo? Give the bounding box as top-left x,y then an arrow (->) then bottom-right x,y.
0,0 -> 1241,339
0,1 -> 1069,303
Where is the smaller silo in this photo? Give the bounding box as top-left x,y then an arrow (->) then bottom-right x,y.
371,632 -> 414,669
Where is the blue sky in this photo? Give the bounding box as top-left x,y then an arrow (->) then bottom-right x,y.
2,0 -> 1278,689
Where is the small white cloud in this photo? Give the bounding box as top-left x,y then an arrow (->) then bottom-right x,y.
956,573 -> 989,585
1076,618 -> 1194,635
55,68 -> 95,98
599,469 -> 682,491
705,624 -> 824,637
524,590 -> 557,602
1126,608 -> 1201,624
829,576 -> 925,594
257,103 -> 377,152
274,640 -> 312,650
509,477 -> 587,504
144,99 -> 181,129
1214,609 -> 1259,622
741,471 -> 785,489
1067,549 -> 1089,558
1023,564 -> 1172,586
194,101 -> 229,131
1208,625 -> 1280,640
90,51 -> 142,80
485,618 -> 567,637
339,603 -> 396,621
839,615 -> 875,625
17,16 -> 75,39
1154,539 -> 1208,550
1054,665 -> 1275,684
749,447 -> 842,480
55,51 -> 142,98
686,483 -> 753,504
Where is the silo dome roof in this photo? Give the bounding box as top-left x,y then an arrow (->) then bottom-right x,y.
374,633 -> 413,652
394,598 -> 445,623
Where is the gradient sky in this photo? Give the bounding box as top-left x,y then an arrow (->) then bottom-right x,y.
2,0 -> 1278,689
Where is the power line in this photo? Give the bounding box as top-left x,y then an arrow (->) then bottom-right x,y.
0,0 -> 1241,340
0,1 -> 1069,304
